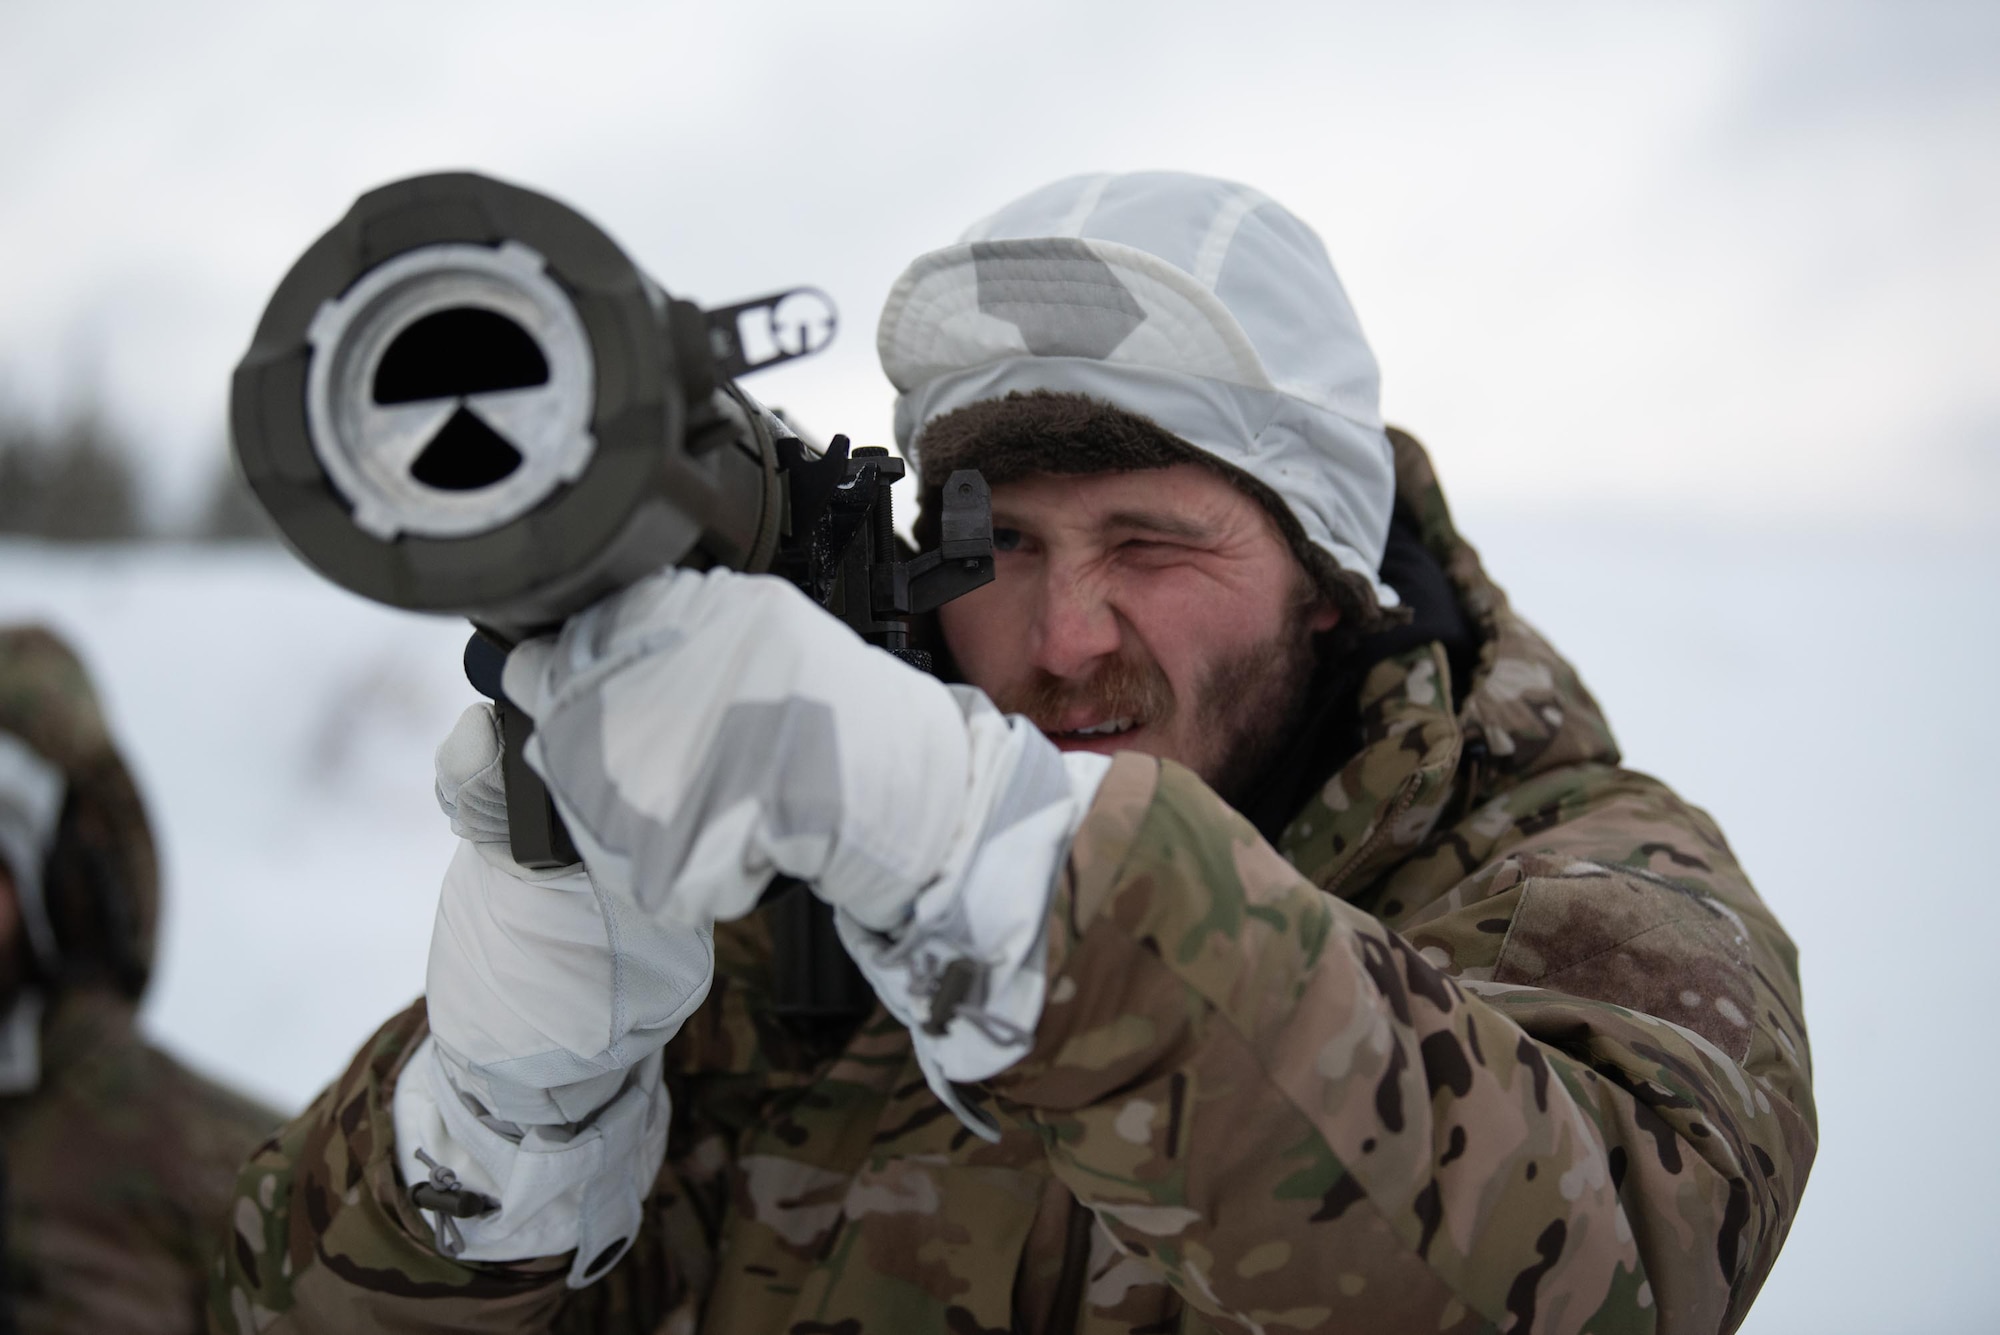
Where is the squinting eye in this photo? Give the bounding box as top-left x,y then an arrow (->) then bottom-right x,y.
992,528 -> 1023,553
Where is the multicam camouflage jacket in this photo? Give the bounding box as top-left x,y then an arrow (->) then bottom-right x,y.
2,987 -> 281,1335
212,435 -> 1814,1334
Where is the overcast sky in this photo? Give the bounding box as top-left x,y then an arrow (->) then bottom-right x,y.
0,0 -> 1994,533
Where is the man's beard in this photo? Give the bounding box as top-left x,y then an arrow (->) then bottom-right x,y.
993,604 -> 1323,808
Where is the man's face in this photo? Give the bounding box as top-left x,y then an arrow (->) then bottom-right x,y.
938,463 -> 1338,801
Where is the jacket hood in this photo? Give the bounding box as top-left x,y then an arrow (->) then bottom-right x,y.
0,627 -> 157,999
878,171 -> 1399,611
1270,429 -> 1623,894
1390,428 -> 1621,782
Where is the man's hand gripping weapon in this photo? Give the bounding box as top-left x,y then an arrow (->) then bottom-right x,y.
229,172 -> 996,1021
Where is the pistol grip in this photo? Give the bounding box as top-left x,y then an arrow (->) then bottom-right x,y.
498,699 -> 580,869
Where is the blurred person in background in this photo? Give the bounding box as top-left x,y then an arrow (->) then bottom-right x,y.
216,173 -> 1813,1333
0,626 -> 279,1333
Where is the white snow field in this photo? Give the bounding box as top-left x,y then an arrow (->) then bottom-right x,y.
0,517 -> 1993,1334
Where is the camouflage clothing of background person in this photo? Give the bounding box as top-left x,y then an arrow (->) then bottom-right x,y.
0,626 -> 281,1334
211,432 -> 1814,1334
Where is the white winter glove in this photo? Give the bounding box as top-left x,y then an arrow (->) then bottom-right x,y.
395,700 -> 714,1284
503,566 -> 1109,1130
433,703 -> 511,846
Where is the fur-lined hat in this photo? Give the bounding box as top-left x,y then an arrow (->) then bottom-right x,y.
879,171 -> 1401,626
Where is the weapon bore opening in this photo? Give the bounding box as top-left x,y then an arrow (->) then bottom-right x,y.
374,307 -> 550,403
410,408 -> 526,490
302,240 -> 600,540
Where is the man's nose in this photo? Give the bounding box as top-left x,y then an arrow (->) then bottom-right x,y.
1030,568 -> 1122,678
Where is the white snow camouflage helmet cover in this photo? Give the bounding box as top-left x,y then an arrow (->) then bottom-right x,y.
878,171 -> 1399,609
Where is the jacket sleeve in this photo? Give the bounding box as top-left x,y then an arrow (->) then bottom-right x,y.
207,993 -> 744,1335
984,753 -> 1814,1335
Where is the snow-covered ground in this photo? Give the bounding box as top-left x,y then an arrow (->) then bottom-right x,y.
0,543 -> 468,1109
1,519 -> 1993,1334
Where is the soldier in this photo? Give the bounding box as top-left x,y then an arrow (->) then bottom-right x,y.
0,626 -> 280,1334
214,173 -> 1813,1334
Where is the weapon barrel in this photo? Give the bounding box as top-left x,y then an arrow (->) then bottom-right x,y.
230,171 -> 789,639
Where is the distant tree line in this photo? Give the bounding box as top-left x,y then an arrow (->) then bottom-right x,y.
0,399 -> 272,543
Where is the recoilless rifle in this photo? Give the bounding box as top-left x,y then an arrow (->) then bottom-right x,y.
230,172 -> 995,1023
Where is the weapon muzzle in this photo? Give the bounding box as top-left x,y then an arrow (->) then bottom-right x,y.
231,171 -> 787,638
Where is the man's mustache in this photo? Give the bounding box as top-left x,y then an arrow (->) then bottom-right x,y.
992,653 -> 1176,733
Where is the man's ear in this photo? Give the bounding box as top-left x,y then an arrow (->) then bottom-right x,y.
1308,598 -> 1342,635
